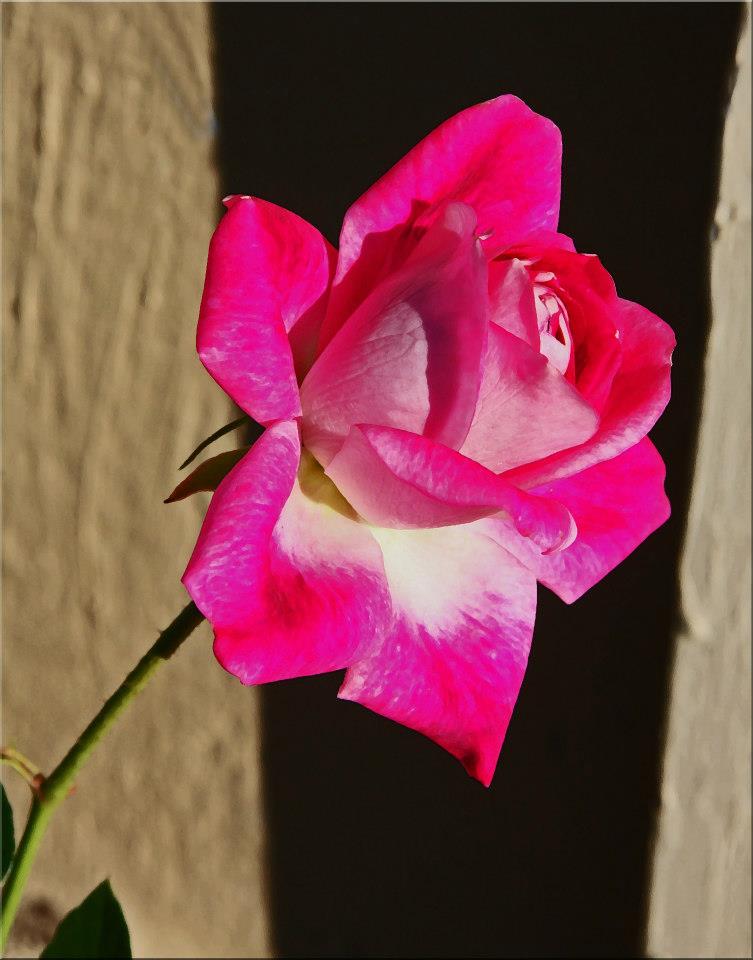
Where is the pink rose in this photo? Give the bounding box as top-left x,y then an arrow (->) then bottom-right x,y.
182,95 -> 674,785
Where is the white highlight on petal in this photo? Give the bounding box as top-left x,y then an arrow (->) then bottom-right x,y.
369,524 -> 530,650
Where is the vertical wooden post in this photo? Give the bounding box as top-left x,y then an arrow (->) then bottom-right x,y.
648,13 -> 751,958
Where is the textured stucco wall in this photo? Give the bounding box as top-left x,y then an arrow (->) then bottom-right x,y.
647,12 -> 751,959
2,5 -> 268,957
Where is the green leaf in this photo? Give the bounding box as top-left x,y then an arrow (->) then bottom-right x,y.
164,446 -> 250,503
40,880 -> 131,959
178,414 -> 256,470
1,782 -> 14,879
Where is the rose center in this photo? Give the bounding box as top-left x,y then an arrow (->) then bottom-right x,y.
533,272 -> 572,376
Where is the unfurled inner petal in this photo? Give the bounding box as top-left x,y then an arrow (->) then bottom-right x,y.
461,324 -> 598,474
326,424 -> 576,555
506,298 -> 675,488
533,279 -> 573,376
300,202 -> 487,466
488,258 -> 540,347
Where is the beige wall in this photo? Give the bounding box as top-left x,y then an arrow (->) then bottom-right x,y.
2,5 -> 268,957
647,12 -> 752,959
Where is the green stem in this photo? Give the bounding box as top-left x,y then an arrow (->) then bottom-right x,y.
0,600 -> 205,950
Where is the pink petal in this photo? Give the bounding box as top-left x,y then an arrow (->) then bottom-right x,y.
326,424 -> 576,555
339,524 -> 538,786
558,257 -> 622,411
197,196 -> 335,423
301,202 -> 487,465
501,243 -> 623,410
321,95 -> 561,345
460,323 -> 599,473
488,228 -> 576,259
507,298 -> 675,488
488,258 -> 539,346
483,438 -> 670,603
182,421 -> 391,684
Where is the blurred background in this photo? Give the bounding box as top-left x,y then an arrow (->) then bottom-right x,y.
2,3 -> 750,958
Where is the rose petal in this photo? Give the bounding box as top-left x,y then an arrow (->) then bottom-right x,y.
487,258 -> 539,346
483,438 -> 670,602
198,196 -> 335,422
321,94 -> 561,345
326,424 -> 576,555
301,202 -> 487,465
488,228 -> 576,260
182,421 -> 391,684
460,323 -> 599,473
506,298 -> 675,488
339,524 -> 538,786
499,243 -> 622,409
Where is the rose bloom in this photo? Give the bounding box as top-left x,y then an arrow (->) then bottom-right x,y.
179,95 -> 674,785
